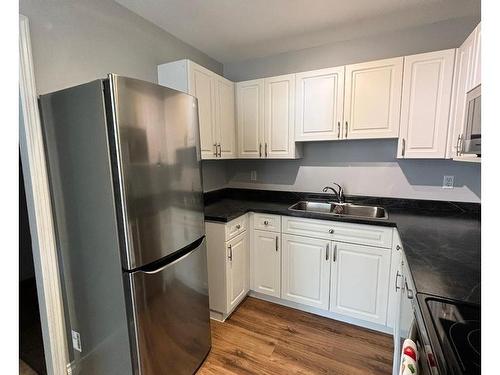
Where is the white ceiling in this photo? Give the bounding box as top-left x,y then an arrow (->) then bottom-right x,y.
115,0 -> 480,63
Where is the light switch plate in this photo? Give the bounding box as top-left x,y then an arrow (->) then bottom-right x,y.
443,175 -> 454,189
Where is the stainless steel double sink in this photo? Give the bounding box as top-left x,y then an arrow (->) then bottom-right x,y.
288,201 -> 388,219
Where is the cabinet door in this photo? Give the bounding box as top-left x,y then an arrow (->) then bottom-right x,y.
264,74 -> 296,158
344,57 -> 403,139
295,67 -> 344,141
236,80 -> 265,158
447,33 -> 476,158
252,230 -> 281,297
471,23 -> 481,90
215,77 -> 236,158
330,242 -> 390,325
398,49 -> 455,159
226,231 -> 249,310
189,63 -> 217,159
281,234 -> 330,310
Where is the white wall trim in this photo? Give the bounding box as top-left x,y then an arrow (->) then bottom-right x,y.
19,14 -> 69,375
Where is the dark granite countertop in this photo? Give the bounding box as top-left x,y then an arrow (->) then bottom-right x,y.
204,188 -> 481,305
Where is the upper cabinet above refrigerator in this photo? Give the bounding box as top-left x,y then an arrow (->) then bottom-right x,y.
158,59 -> 237,160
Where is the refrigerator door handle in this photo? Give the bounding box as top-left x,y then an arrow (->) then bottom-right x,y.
139,243 -> 202,275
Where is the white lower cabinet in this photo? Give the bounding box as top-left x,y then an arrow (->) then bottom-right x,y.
208,212 -> 396,331
227,232 -> 249,310
205,216 -> 249,321
252,230 -> 281,297
281,234 -> 331,310
329,241 -> 391,325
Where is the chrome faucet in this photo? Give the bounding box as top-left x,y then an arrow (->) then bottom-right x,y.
323,183 -> 345,204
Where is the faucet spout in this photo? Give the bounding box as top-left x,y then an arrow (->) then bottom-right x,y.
322,183 -> 345,204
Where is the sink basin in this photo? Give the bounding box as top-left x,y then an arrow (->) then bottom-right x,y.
288,201 -> 388,219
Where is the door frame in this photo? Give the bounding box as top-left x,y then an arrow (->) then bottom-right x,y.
19,14 -> 69,375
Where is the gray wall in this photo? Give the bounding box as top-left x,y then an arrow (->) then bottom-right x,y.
220,16 -> 481,202
223,16 -> 479,81
20,0 -> 222,95
225,140 -> 480,202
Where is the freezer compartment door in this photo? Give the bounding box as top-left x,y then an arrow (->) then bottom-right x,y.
108,75 -> 205,269
124,237 -> 211,375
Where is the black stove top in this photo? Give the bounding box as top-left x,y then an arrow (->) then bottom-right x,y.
418,294 -> 481,374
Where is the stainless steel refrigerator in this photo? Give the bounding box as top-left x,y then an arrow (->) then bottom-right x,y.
39,75 -> 211,375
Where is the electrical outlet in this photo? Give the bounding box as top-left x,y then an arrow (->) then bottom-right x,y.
71,330 -> 82,352
250,170 -> 257,181
443,175 -> 454,189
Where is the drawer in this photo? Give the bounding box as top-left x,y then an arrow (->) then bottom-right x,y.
281,216 -> 393,249
253,213 -> 281,232
225,214 -> 247,241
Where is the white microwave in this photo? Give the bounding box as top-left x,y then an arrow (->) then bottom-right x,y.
462,85 -> 481,156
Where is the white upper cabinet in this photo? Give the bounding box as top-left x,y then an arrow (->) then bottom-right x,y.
344,57 -> 404,139
215,76 -> 237,158
472,23 -> 481,90
190,64 -> 217,158
330,242 -> 391,325
398,49 -> 455,159
447,23 -> 481,158
236,76 -> 301,159
236,79 -> 265,158
295,67 -> 345,141
158,59 -> 236,159
264,74 -> 299,158
281,234 -> 331,310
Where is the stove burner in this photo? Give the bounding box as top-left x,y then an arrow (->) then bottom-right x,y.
446,319 -> 481,371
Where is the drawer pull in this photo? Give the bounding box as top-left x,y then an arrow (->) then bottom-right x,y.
329,229 -> 334,234
264,220 -> 269,226
236,224 -> 241,229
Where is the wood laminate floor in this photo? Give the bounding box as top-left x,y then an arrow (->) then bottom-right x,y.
197,297 -> 393,375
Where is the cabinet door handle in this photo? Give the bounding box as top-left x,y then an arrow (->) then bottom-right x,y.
395,271 -> 402,291
265,142 -> 268,157
333,244 -> 337,262
396,244 -> 402,251
337,122 -> 341,139
402,138 -> 406,157
275,236 -> 279,252
228,244 -> 233,261
345,121 -> 348,138
259,143 -> 262,157
213,143 -> 217,156
217,143 -> 221,157
326,243 -> 329,261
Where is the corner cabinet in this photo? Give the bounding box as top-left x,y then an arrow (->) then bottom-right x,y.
329,241 -> 391,325
236,75 -> 302,159
397,49 -> 455,159
205,215 -> 249,321
344,57 -> 403,139
295,66 -> 345,141
158,59 -> 236,159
